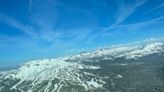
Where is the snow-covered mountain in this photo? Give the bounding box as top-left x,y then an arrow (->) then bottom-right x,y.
0,38 -> 164,92
68,39 -> 164,61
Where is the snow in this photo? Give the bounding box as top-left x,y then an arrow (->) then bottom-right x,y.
68,40 -> 164,61
5,58 -> 104,92
0,86 -> 4,91
87,78 -> 103,88
115,74 -> 123,79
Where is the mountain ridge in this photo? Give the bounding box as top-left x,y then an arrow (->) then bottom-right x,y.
0,38 -> 164,92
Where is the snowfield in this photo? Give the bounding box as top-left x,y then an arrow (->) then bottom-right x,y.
0,38 -> 164,92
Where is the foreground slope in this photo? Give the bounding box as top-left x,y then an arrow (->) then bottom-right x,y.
0,38 -> 164,92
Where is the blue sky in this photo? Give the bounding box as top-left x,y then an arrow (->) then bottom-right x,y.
0,0 -> 164,67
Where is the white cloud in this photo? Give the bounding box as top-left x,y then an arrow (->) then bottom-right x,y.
0,13 -> 62,43
29,0 -> 33,12
0,13 -> 36,37
116,16 -> 164,30
0,13 -> 93,50
146,3 -> 164,14
85,16 -> 164,43
103,0 -> 148,31
115,0 -> 148,25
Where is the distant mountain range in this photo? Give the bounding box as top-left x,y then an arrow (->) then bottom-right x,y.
0,38 -> 164,92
